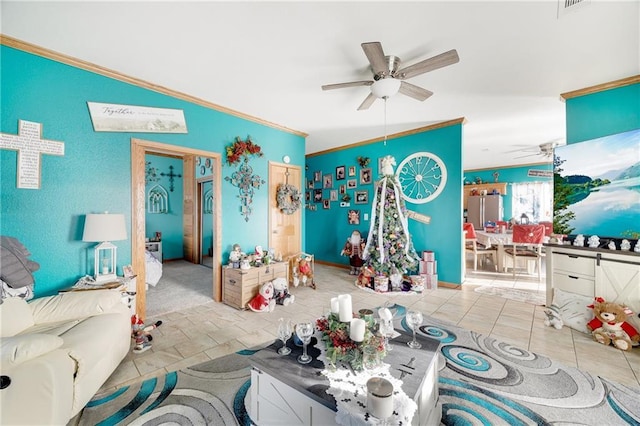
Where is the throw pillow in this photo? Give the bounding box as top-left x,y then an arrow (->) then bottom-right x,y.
549,288 -> 593,334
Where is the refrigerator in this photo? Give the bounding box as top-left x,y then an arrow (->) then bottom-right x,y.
467,195 -> 503,229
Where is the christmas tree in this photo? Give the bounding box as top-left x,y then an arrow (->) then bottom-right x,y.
362,156 -> 420,275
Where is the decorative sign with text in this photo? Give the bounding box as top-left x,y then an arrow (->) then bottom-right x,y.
527,169 -> 553,178
0,120 -> 65,189
87,102 -> 187,133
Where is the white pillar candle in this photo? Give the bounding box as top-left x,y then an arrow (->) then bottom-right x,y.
330,297 -> 339,314
350,318 -> 366,342
338,294 -> 353,322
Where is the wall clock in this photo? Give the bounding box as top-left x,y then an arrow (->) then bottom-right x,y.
395,152 -> 447,204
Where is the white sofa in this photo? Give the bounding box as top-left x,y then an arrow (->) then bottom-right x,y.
0,290 -> 131,425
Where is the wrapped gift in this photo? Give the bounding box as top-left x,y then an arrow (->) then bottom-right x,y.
374,276 -> 389,292
422,250 -> 435,261
422,274 -> 438,289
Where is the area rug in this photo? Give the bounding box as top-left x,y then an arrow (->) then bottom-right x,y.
473,285 -> 546,306
80,306 -> 640,425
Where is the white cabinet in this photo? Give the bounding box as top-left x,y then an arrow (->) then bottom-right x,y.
546,245 -> 640,319
145,241 -> 162,262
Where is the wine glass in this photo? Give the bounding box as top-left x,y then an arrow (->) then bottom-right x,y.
379,318 -> 394,351
296,322 -> 314,364
406,310 -> 423,349
277,318 -> 292,355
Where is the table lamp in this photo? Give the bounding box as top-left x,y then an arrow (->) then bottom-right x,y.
82,212 -> 127,283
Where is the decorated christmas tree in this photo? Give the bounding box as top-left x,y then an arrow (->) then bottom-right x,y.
362,155 -> 420,275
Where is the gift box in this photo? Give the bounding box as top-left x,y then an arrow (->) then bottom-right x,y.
419,260 -> 437,275
422,274 -> 438,289
374,276 -> 389,292
422,250 -> 435,261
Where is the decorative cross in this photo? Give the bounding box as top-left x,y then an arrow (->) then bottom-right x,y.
225,157 -> 265,221
0,120 -> 65,189
160,165 -> 182,192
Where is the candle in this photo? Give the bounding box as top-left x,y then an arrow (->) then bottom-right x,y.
338,294 -> 352,322
350,318 -> 366,342
330,297 -> 339,314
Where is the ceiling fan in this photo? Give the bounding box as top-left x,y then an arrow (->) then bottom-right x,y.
513,140 -> 564,159
321,41 -> 459,110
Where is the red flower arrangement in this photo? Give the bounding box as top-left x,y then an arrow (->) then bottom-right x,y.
226,136 -> 263,166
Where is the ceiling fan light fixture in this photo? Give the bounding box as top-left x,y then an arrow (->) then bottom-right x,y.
371,78 -> 401,99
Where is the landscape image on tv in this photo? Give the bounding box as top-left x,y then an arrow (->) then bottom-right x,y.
553,128 -> 640,239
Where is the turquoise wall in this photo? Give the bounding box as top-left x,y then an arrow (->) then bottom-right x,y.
566,82 -> 640,144
464,163 -> 553,220
144,154 -> 184,260
0,45 -> 306,296
305,123 -> 464,285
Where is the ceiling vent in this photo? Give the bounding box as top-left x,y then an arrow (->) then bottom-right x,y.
558,0 -> 591,18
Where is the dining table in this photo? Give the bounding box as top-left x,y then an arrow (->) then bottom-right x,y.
475,230 -> 513,272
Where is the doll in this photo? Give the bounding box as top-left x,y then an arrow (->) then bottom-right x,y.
341,230 -> 366,275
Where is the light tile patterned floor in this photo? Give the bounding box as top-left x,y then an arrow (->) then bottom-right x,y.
98,261 -> 640,395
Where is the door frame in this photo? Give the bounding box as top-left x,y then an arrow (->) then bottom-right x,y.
131,138 -> 222,319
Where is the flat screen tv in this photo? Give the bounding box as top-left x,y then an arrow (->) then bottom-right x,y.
553,128 -> 640,240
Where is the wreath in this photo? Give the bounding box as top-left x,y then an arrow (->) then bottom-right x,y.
277,183 -> 301,215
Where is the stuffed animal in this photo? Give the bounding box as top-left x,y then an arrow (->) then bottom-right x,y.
296,257 -> 315,289
272,277 -> 295,306
131,314 -> 162,354
586,297 -> 639,351
356,265 -> 376,289
543,308 -> 563,329
247,281 -> 275,312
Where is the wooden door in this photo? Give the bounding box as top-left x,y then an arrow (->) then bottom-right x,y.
269,162 -> 302,259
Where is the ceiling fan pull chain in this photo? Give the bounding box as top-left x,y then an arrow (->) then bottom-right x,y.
384,97 -> 388,146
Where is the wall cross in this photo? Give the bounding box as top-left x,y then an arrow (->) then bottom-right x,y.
160,165 -> 182,192
0,120 -> 65,189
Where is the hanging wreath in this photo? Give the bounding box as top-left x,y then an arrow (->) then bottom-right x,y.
277,183 -> 301,215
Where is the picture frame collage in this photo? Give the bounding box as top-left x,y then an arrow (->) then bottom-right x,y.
307,157 -> 377,223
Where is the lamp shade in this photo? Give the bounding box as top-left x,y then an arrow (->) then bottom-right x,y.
82,213 -> 127,242
371,78 -> 401,99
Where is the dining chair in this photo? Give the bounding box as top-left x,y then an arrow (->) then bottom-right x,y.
463,223 -> 497,271
504,224 -> 546,279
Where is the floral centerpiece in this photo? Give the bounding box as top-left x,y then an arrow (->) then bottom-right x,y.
316,313 -> 386,370
226,135 -> 263,166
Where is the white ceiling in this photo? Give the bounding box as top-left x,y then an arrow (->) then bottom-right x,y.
2,1 -> 638,170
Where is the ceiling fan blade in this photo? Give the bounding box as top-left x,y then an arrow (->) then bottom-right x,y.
399,81 -> 434,101
357,93 -> 377,111
396,49 -> 459,80
361,42 -> 388,76
321,81 -> 373,91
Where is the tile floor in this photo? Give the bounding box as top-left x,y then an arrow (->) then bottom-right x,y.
98,261 -> 640,395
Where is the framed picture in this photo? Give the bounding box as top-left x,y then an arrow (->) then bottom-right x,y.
330,190 -> 338,201
360,168 -> 372,185
307,179 -> 314,189
339,184 -> 346,194
336,165 -> 346,180
340,201 -> 350,207
323,174 -> 333,189
314,189 -> 323,203
348,209 -> 360,225
314,170 -> 322,182
123,265 -> 135,278
305,191 -> 310,202
378,157 -> 385,176
348,166 -> 356,177
323,199 -> 330,209
347,179 -> 357,189
354,190 -> 368,204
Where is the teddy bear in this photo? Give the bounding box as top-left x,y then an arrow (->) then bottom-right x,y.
586,297 -> 639,351
543,308 -> 563,329
247,281 -> 275,312
294,257 -> 315,289
272,277 -> 295,306
131,314 -> 162,354
356,265 -> 376,289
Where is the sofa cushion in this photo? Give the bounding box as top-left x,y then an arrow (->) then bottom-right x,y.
0,298 -> 35,337
29,290 -> 125,324
1,334 -> 64,368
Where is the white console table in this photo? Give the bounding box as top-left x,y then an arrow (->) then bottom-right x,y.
249,330 -> 441,425
545,244 -> 640,326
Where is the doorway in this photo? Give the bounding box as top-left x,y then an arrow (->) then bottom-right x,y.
198,177 -> 214,268
131,138 -> 222,319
